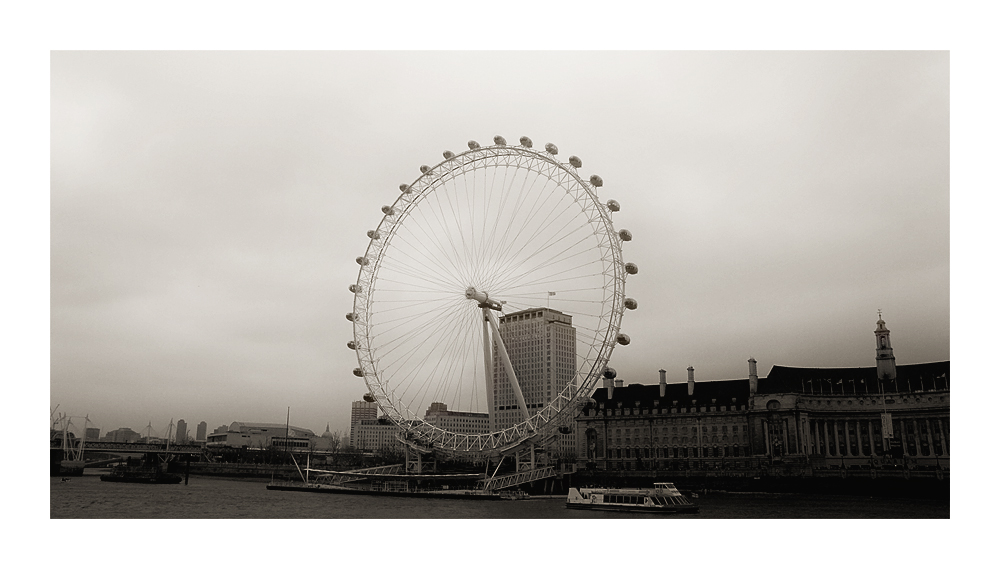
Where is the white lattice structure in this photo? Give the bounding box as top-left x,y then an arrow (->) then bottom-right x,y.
348,137 -> 638,455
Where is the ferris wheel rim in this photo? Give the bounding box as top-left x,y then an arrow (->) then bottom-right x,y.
350,140 -> 629,454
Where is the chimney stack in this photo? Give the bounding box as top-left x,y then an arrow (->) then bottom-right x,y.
614,378 -> 623,388
687,366 -> 695,396
748,357 -> 758,394
659,369 -> 667,397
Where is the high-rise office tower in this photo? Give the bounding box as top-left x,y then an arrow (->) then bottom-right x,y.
351,400 -> 378,424
196,421 -> 207,442
492,308 -> 577,450
175,419 -> 187,444
350,400 -> 379,449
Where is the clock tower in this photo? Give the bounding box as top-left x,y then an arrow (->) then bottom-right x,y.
874,311 -> 897,381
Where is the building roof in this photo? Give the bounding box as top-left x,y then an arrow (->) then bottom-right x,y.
590,379 -> 750,409
228,422 -> 316,436
759,361 -> 949,394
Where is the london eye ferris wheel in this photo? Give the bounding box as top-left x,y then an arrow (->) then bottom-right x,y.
347,136 -> 638,456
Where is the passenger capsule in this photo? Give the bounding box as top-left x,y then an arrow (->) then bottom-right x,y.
544,142 -> 558,155
420,165 -> 430,174
381,205 -> 395,215
619,229 -> 632,241
624,298 -> 638,310
625,262 -> 638,275
443,150 -> 455,159
353,368 -> 364,377
590,174 -> 603,187
346,312 -> 356,321
367,230 -> 381,240
519,136 -> 532,148
347,341 -> 357,350
603,367 -> 617,380
349,284 -> 361,293
356,256 -> 369,266
569,156 -> 582,168
363,393 -> 376,403
607,199 -> 620,212
468,140 -> 480,150
616,333 -> 631,346
399,183 -> 411,193
494,135 -> 507,145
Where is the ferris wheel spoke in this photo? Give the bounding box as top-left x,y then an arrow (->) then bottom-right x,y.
484,179 -> 561,271
476,164 -> 509,271
436,172 -> 478,282
370,301 -> 466,353
378,256 -> 463,293
485,202 -> 592,288
479,163 -> 532,267
491,206 -> 597,278
478,165 -> 548,272
491,237 -> 600,294
400,182 -> 477,284
383,302 -> 470,398
397,307 -> 482,416
392,207 -> 471,286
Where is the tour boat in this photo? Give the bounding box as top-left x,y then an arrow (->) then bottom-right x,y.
566,482 -> 699,514
100,461 -> 183,484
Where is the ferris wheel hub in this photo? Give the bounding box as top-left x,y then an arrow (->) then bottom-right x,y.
465,287 -> 504,311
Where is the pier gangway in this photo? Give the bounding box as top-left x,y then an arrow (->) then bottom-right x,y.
306,463 -> 404,485
476,466 -> 556,492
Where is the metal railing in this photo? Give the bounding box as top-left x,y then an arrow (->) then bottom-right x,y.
477,466 -> 556,491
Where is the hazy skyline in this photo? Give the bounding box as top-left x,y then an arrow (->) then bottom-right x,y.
50,51 -> 949,437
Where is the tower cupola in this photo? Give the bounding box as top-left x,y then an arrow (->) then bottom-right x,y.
874,310 -> 897,381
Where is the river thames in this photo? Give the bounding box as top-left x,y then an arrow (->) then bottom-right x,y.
50,472 -> 948,518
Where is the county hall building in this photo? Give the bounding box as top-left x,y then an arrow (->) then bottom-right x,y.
575,315 -> 949,476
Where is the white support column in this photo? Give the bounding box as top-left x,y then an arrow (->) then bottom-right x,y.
486,310 -> 529,420
481,308 -> 496,432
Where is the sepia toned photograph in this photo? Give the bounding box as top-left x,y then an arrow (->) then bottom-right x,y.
48,49 -> 951,524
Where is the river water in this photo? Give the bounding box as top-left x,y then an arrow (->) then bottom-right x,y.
50,472 -> 948,519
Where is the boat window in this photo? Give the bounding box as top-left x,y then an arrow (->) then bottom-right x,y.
603,495 -> 610,503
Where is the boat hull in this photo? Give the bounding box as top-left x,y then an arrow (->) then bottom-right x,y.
566,502 -> 698,514
566,483 -> 699,514
100,473 -> 183,484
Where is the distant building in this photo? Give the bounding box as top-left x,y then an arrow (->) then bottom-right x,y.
575,315 -> 949,475
213,425 -> 228,435
85,427 -> 101,441
576,369 -> 751,471
493,307 -> 577,457
196,421 -> 207,442
423,402 -> 489,435
747,315 -> 949,469
350,400 -> 379,449
352,418 -> 404,453
175,419 -> 188,444
103,427 -> 141,443
206,422 -> 315,450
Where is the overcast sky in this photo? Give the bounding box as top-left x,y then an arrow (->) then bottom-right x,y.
50,51 -> 949,438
